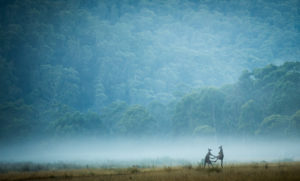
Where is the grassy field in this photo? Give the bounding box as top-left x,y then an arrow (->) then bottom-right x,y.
1,162 -> 300,181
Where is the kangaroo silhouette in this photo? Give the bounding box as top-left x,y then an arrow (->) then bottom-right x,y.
213,145 -> 224,168
204,148 -> 214,168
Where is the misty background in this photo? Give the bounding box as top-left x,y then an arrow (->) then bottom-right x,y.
0,0 -> 300,164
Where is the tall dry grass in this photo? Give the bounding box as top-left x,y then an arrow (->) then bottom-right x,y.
1,162 -> 300,181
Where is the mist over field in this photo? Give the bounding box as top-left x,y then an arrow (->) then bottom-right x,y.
1,137 -> 300,166
0,0 -> 300,169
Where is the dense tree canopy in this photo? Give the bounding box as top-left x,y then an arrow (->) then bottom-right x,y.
0,0 -> 299,141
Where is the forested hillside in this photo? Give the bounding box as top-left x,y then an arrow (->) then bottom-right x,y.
173,62 -> 300,138
0,0 -> 299,141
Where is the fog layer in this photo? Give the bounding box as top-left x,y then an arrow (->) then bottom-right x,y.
1,138 -> 299,165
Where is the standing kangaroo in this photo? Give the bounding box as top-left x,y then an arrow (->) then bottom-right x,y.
213,146 -> 224,168
204,148 -> 214,168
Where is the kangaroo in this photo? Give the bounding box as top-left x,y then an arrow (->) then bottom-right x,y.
204,148 -> 214,168
213,146 -> 224,168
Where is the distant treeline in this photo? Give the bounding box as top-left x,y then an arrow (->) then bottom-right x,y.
1,62 -> 299,140
0,0 -> 299,140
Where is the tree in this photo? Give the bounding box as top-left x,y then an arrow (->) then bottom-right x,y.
0,100 -> 35,141
29,64 -> 80,108
100,101 -> 129,135
239,99 -> 262,136
290,110 -> 300,137
0,56 -> 20,102
147,101 -> 171,135
255,114 -> 291,137
47,111 -> 102,137
172,88 -> 224,135
94,79 -> 108,110
116,105 -> 156,136
271,71 -> 300,115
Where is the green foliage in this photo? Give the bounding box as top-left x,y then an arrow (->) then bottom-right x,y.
255,115 -> 291,137
0,100 -> 34,140
239,100 -> 262,135
117,105 -> 156,136
0,56 -> 20,102
29,65 -> 80,107
173,88 -> 224,135
172,62 -> 300,137
252,62 -> 300,115
0,0 -> 299,140
290,110 -> 300,136
1,0 -> 299,108
147,101 -> 171,135
49,111 -> 102,137
100,101 -> 129,135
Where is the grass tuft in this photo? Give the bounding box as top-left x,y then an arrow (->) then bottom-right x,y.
207,167 -> 222,173
182,164 -> 193,170
127,166 -> 140,174
164,166 -> 172,172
